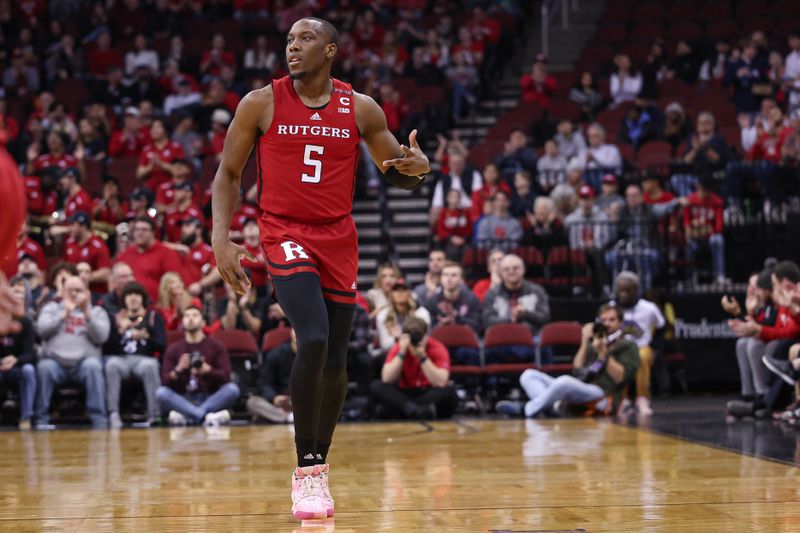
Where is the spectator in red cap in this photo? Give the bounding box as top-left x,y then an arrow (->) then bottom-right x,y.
163,182 -> 205,243
595,174 -> 624,219
565,186 -> 612,294
63,212 -> 111,287
115,216 -> 185,301
136,118 -> 186,191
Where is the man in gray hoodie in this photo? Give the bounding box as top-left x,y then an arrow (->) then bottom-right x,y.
483,254 -> 550,336
36,276 -> 110,429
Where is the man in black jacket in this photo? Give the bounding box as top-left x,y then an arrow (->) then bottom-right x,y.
247,330 -> 296,423
104,281 -> 166,428
0,277 -> 36,430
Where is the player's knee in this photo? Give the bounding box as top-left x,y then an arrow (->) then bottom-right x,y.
298,333 -> 328,357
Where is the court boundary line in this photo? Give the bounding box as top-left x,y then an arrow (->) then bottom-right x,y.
609,418 -> 799,468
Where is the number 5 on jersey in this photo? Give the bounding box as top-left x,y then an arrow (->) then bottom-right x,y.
301,144 -> 325,183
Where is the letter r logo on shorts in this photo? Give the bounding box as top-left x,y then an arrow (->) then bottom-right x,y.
280,241 -> 309,261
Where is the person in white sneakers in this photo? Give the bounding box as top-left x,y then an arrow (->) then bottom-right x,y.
611,271 -> 665,416
155,305 -> 240,426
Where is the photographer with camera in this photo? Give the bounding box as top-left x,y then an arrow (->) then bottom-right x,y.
156,305 -> 240,426
369,316 -> 458,420
496,304 -> 640,418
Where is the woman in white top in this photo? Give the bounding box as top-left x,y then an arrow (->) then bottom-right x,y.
366,263 -> 402,319
610,53 -> 642,108
125,34 -> 160,76
375,278 -> 431,355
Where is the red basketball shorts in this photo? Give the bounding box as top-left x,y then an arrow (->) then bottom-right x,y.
258,214 -> 359,306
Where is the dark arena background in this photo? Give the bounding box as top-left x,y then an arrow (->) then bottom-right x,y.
1,0 -> 800,531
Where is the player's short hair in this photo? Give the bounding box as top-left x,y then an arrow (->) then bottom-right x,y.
302,17 -> 339,46
133,215 -> 157,232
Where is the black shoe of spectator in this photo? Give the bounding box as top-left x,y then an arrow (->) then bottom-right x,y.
762,355 -> 798,386
726,400 -> 754,418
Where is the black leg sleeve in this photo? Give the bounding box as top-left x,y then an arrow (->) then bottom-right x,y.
273,274 -> 329,467
315,300 -> 354,463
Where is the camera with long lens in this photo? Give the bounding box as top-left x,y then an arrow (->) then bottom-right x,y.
190,351 -> 204,369
592,322 -> 608,339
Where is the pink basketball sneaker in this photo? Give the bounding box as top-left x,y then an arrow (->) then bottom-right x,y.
316,464 -> 334,517
291,465 -> 328,520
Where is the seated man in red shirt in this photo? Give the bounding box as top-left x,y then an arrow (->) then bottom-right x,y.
369,316 -> 458,420
63,212 -> 111,288
115,216 -> 186,301
163,181 -> 205,243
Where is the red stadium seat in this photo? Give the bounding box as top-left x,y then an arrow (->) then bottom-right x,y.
706,20 -> 738,39
262,326 -> 293,354
483,324 -> 536,374
636,141 -> 672,170
538,320 -> 583,371
82,159 -> 104,197
431,324 -> 482,373
431,324 -> 480,350
212,329 -> 259,358
665,2 -> 697,19
106,156 -> 140,195
698,0 -> 733,20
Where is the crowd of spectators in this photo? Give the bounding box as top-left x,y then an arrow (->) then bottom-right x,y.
429,29 -> 800,291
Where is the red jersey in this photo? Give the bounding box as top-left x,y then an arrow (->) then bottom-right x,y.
684,192 -> 724,235
183,242 -> 216,285
644,189 -> 675,205
241,242 -> 268,288
155,181 -> 176,207
385,337 -> 451,389
436,207 -> 472,241
230,203 -> 261,234
163,204 -> 205,243
92,197 -> 130,225
24,175 -> 58,216
33,153 -> 78,173
108,130 -> 147,158
116,241 -> 186,301
139,141 -> 185,191
64,188 -> 93,218
64,235 -> 112,271
0,151 -> 27,269
257,76 -> 359,223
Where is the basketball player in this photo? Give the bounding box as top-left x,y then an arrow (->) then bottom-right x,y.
211,18 -> 430,520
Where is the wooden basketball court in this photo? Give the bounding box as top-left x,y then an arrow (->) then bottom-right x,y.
0,419 -> 798,532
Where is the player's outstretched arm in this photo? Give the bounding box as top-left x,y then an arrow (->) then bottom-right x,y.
212,88 -> 272,295
355,92 -> 430,189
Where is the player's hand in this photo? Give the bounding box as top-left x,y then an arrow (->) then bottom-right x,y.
382,129 -> 430,176
213,238 -> 256,296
